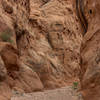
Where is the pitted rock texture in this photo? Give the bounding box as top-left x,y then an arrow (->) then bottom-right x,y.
0,0 -> 83,100
0,0 -> 100,100
80,0 -> 100,100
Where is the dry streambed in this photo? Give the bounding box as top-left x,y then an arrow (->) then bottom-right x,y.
11,86 -> 83,100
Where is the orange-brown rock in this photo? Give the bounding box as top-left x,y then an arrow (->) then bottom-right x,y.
0,43 -> 19,71
0,42 -> 44,99
0,0 -> 84,100
0,0 -> 100,100
80,0 -> 100,100
0,56 -> 7,81
0,0 -> 82,88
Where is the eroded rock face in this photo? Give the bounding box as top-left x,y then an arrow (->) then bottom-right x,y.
0,0 -> 82,100
0,42 -> 43,100
0,0 -> 100,100
0,56 -> 7,81
80,0 -> 100,100
0,43 -> 19,71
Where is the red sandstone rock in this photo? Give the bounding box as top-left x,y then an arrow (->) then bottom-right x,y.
0,0 -> 84,100
80,0 -> 100,100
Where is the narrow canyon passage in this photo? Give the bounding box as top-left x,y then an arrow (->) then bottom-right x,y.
0,0 -> 100,100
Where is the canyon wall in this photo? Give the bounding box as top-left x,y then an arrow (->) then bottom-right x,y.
0,0 -> 82,100
1,0 -> 100,100
80,0 -> 100,100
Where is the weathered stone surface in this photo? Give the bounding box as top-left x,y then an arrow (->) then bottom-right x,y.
80,0 -> 100,100
24,0 -> 82,86
0,43 -> 44,100
0,0 -> 83,100
2,1 -> 13,14
0,43 -> 19,71
0,0 -> 82,90
0,56 -> 7,81
1,0 -> 100,100
15,62 -> 44,92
